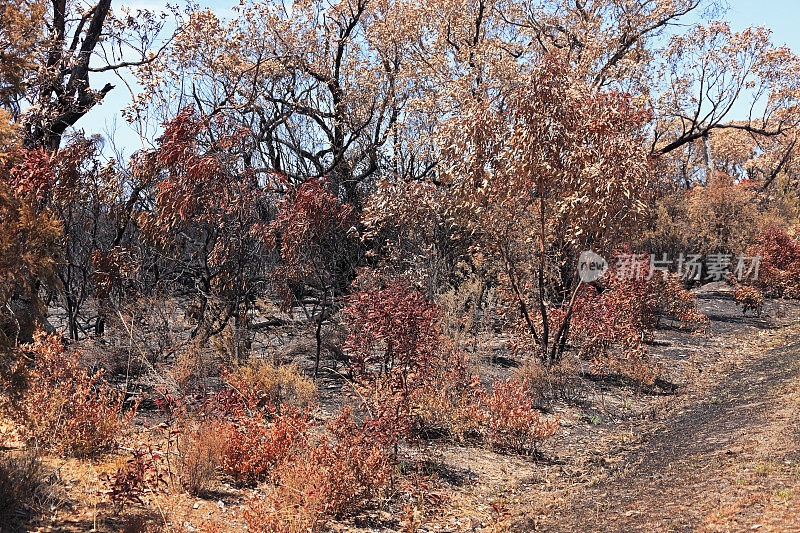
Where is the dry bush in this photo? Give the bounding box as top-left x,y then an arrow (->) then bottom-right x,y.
594,347 -> 662,387
514,356 -> 584,406
245,494 -> 321,533
684,179 -> 768,256
313,411 -> 395,517
106,447 -> 168,510
406,345 -> 561,453
172,342 -> 223,394
506,254 -> 705,385
119,512 -> 226,533
343,277 -> 441,445
564,268 -> 706,355
436,270 -> 497,345
648,273 -> 709,331
407,347 -> 475,440
15,333 -> 130,457
0,449 -> 62,525
228,360 -> 316,412
210,325 -> 251,365
120,514 -> 164,533
244,409 -> 394,532
176,422 -> 226,495
640,178 -> 797,259
543,262 -> 704,385
730,282 -> 764,315
93,296 -> 187,390
338,280 -> 559,454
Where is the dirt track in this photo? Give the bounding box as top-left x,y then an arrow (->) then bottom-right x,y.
545,329 -> 800,531
533,288 -> 800,532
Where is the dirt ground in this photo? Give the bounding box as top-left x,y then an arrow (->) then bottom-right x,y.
480,284 -> 800,532
14,283 -> 800,532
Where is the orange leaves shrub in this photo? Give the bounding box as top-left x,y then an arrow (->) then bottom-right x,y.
5,148 -> 55,206
219,408 -> 312,488
244,409 -> 394,532
537,256 -> 705,384
683,179 -> 766,257
343,279 -> 440,440
149,108 -> 258,234
5,138 -> 148,341
442,56 -> 655,366
596,347 -> 662,387
650,273 -> 709,330
466,379 -> 559,454
15,333 -> 129,457
405,344 -> 560,453
732,284 -> 764,316
407,345 -> 476,440
90,246 -> 138,300
138,107 -> 269,338
641,178 -> 797,261
344,280 -> 439,373
410,366 -> 560,453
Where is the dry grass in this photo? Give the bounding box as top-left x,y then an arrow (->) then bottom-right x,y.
698,379 -> 800,532
230,359 -> 316,411
176,422 -> 226,496
172,342 -> 223,394
514,356 -> 584,406
0,448 -> 63,525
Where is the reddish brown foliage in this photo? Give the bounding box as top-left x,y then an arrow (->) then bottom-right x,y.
0,187 -> 60,347
516,255 -> 708,383
151,109 -> 254,231
6,148 -> 55,206
344,279 -> 439,380
105,447 -> 168,509
753,226 -> 800,298
343,279 -> 440,439
90,246 -> 138,299
733,283 -> 764,315
551,255 -> 705,348
137,107 -> 268,337
244,409 -> 394,531
261,175 -> 355,314
14,333 -> 130,457
465,379 -> 560,454
266,177 -> 353,268
219,407 -> 312,488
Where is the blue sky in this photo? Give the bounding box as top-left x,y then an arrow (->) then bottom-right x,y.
727,0 -> 800,49
81,0 -> 800,159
